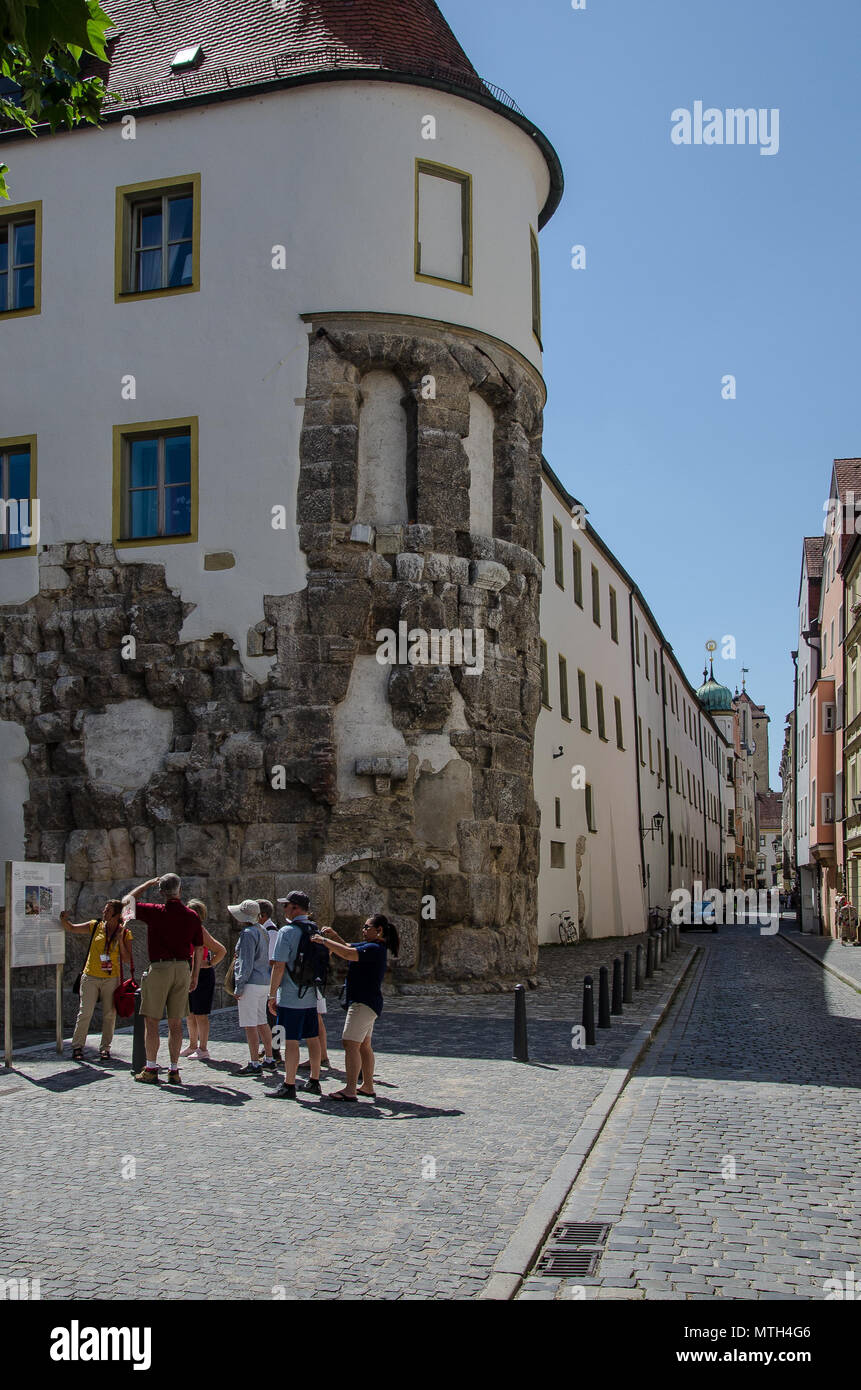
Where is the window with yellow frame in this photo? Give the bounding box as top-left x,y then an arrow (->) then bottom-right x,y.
115,174 -> 201,302
113,418 -> 198,547
0,435 -> 37,556
415,159 -> 472,292
0,202 -> 41,319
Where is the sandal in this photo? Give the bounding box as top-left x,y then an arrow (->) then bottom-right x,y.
357,1090 -> 376,1100
72,1048 -> 83,1061
329,1090 -> 358,1102
99,1049 -> 111,1061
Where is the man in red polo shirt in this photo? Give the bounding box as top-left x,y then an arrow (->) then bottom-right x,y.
123,873 -> 204,1085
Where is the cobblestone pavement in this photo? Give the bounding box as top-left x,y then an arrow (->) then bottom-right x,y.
0,936 -> 692,1301
780,923 -> 861,991
519,923 -> 861,1300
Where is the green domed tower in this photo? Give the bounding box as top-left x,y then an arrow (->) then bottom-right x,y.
697,660 -> 734,713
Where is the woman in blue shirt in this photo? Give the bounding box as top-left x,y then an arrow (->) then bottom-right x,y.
312,914 -> 399,1102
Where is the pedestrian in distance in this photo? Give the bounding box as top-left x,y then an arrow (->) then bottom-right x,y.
229,899 -> 277,1077
265,891 -> 327,1101
313,914 -> 399,1102
124,874 -> 204,1086
61,899 -> 132,1061
257,900 -> 282,1063
181,898 -> 227,1060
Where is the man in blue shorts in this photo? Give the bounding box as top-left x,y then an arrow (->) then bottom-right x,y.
265,891 -> 322,1100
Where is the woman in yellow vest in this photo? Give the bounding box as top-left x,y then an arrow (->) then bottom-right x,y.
61,899 -> 132,1061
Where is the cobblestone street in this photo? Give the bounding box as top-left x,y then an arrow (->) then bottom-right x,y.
520,922 -> 861,1300
2,924 -> 859,1302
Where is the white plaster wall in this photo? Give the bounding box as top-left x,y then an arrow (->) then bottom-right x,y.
356,371 -> 409,526
465,392 -> 494,537
0,720 -> 28,903
536,482 -> 643,943
0,80 -> 547,646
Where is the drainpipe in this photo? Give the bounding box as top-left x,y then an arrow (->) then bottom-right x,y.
658,648 -> 673,897
790,649 -> 798,896
697,704 -> 710,890
628,589 -> 647,898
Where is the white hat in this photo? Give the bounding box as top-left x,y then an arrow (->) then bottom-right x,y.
228,899 -> 262,922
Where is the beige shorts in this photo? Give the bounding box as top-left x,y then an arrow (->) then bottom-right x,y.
342,1002 -> 377,1043
140,959 -> 190,1021
237,983 -> 270,1027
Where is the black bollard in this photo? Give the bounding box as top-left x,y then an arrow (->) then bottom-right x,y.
635,942 -> 643,989
513,984 -> 529,1062
645,936 -> 653,979
581,975 -> 596,1046
598,965 -> 611,1028
611,957 -> 623,1014
131,988 -> 146,1076
658,928 -> 665,964
623,950 -> 633,1004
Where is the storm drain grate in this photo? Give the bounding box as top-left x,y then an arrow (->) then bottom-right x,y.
536,1249 -> 601,1277
551,1222 -> 610,1246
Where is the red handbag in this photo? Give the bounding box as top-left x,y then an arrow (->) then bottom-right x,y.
114,945 -> 137,1018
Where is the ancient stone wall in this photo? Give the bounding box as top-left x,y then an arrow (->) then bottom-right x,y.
0,317 -> 545,1025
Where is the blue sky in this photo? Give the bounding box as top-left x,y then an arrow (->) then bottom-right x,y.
443,0 -> 861,787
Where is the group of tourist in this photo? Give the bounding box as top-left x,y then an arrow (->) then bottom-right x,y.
62,873 -> 399,1103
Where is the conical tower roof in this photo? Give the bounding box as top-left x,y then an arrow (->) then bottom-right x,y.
101,0 -> 480,92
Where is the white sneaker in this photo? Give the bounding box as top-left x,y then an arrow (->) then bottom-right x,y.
180,1045 -> 197,1057
195,1048 -> 211,1060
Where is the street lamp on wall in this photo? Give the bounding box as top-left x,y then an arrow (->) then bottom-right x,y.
641,812 -> 664,842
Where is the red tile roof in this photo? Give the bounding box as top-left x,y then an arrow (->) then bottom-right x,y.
756,790 -> 782,827
96,0 -> 480,102
803,535 -> 824,580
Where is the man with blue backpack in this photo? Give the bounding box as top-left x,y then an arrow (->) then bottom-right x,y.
264,891 -> 329,1101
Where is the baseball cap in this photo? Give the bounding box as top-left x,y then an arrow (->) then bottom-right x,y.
277,891 -> 310,910
228,899 -> 263,922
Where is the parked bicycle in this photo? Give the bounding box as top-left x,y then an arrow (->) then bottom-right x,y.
551,909 -> 580,945
647,905 -> 669,932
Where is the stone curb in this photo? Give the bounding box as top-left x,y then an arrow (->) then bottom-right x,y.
479,943 -> 701,1302
777,932 -> 861,995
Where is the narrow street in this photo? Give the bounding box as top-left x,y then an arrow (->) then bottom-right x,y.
520,923 -> 861,1300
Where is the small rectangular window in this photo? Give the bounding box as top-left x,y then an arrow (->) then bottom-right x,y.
634,617 -> 640,665
550,840 -> 565,868
657,738 -> 662,784
572,542 -> 583,607
591,566 -> 600,626
823,702 -> 835,734
0,203 -> 41,317
536,499 -> 544,565
654,651 -> 659,691
614,696 -> 624,750
648,727 -> 654,773
558,654 -> 570,720
596,683 -> 607,741
0,437 -> 37,555
116,176 -> 200,300
585,783 -> 596,832
553,518 -> 564,587
823,793 -> 834,824
554,797 -> 562,829
114,419 -> 198,546
578,669 -> 590,731
416,160 -> 472,290
638,716 -> 645,766
539,639 -> 550,708
530,226 -> 541,342
609,586 -> 618,643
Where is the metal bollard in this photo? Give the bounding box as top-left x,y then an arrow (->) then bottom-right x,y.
598,965 -> 611,1028
513,984 -> 529,1062
658,928 -> 665,964
645,936 -> 653,979
131,988 -> 146,1076
581,975 -> 596,1046
611,957 -> 623,1014
623,950 -> 633,1004
635,943 -> 643,989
